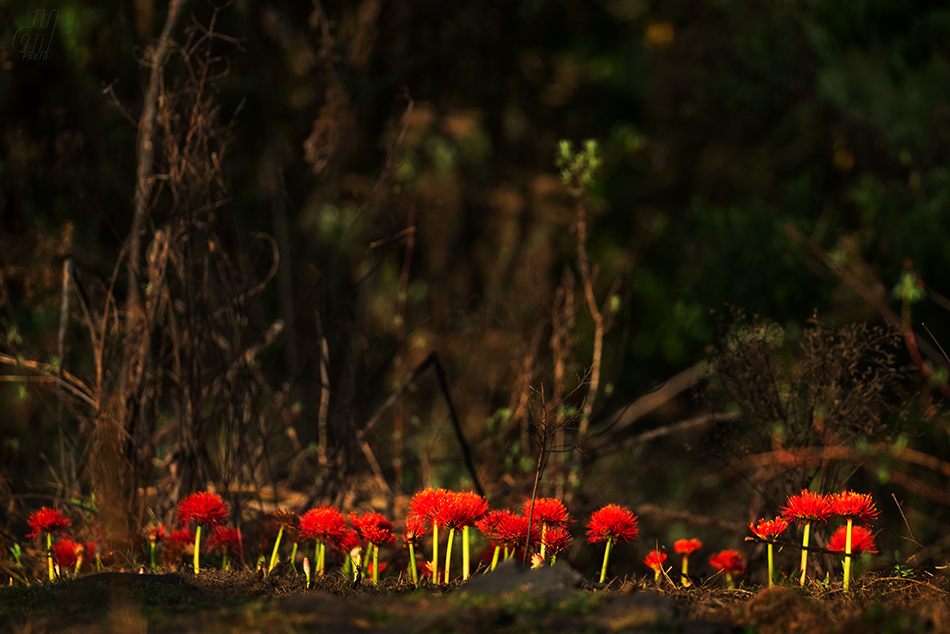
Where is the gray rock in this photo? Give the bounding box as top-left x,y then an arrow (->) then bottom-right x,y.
460,559 -> 584,600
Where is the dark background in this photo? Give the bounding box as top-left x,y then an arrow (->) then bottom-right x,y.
2,0 -> 949,581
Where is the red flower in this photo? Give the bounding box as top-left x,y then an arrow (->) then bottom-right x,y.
52,537 -> 86,569
403,514 -> 429,545
541,525 -> 573,556
177,491 -> 229,528
336,528 -> 361,554
208,526 -> 246,558
829,491 -> 880,525
299,506 -> 348,548
169,528 -> 195,545
475,509 -> 514,543
781,490 -> 831,524
644,549 -> 667,571
495,511 -> 542,550
409,487 -> 453,524
435,491 -> 489,531
673,538 -> 702,556
146,524 -> 166,544
709,550 -> 747,575
27,507 -> 71,538
350,512 -> 396,547
749,517 -> 790,541
522,498 -> 570,527
586,504 -> 639,544
828,525 -> 878,554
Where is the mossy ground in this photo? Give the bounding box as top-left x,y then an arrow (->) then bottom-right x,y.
1,567 -> 948,633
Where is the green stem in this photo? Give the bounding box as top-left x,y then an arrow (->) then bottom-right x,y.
371,542 -> 379,585
681,555 -> 690,587
150,542 -> 158,571
726,571 -> 735,590
462,526 -> 471,580
540,524 -> 547,563
222,553 -> 230,571
316,541 -> 326,576
490,545 -> 500,571
194,525 -> 203,576
444,528 -> 456,584
799,522 -> 811,587
409,542 -> 419,586
767,542 -> 775,588
290,542 -> 299,573
46,533 -> 54,582
598,538 -> 613,584
268,525 -> 285,573
432,523 -> 440,584
843,518 -> 853,592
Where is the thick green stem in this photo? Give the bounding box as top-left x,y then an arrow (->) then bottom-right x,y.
316,541 -> 326,576
268,525 -> 285,573
194,525 -> 203,576
490,545 -> 500,571
46,533 -> 54,581
409,543 -> 419,586
432,524 -> 440,584
767,543 -> 775,588
444,528 -> 456,584
799,522 -> 811,587
598,538 -> 613,584
843,518 -> 853,592
371,543 -> 379,585
150,542 -> 158,571
680,556 -> 690,587
463,526 -> 471,580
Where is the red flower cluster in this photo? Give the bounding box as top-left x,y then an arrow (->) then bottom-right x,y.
146,524 -> 166,544
177,492 -> 229,528
673,538 -> 702,556
350,511 -> 396,548
781,490 -> 831,524
299,506 -> 348,549
51,537 -> 92,570
208,526 -> 246,558
475,509 -> 540,550
27,507 -> 71,539
409,488 -> 453,524
435,491 -> 488,531
749,517 -> 790,541
586,504 -> 639,544
403,514 -> 429,545
828,525 -> 878,554
523,498 -> 570,526
169,528 -> 195,546
709,549 -> 747,575
644,549 -> 667,571
829,491 -> 880,525
541,525 -> 573,557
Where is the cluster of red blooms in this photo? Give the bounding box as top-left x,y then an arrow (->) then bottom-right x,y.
747,489 -> 879,554
19,486 -> 884,587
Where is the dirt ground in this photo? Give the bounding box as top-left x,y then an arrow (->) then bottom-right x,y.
2,562 -> 949,633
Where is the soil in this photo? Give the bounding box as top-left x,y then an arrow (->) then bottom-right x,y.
2,561 -> 948,633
